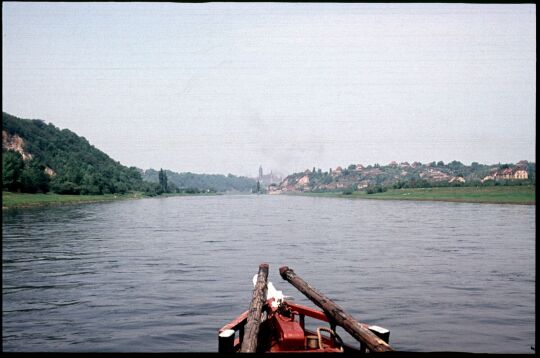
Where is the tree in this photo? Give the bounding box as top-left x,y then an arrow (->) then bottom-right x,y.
448,160 -> 463,169
21,160 -> 50,193
3,150 -> 24,192
51,180 -> 80,194
168,181 -> 179,193
321,175 -> 333,184
2,112 -> 162,196
158,168 -> 168,193
342,188 -> 354,195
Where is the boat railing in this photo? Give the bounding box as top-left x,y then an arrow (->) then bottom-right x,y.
218,309 -> 249,353
218,298 -> 353,353
218,264 -> 393,353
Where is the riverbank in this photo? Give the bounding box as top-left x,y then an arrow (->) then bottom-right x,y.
288,185 -> 535,205
2,191 -> 222,210
2,192 -> 146,210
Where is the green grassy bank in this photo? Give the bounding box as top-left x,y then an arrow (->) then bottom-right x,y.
2,192 -> 147,209
3,186 -> 534,209
2,191 -> 224,210
294,185 -> 535,205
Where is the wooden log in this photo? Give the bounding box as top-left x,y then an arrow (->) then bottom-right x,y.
279,266 -> 393,352
240,263 -> 269,353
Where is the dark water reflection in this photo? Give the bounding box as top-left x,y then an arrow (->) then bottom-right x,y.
2,195 -> 535,352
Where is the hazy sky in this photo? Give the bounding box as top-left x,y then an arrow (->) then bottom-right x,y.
2,3 -> 536,177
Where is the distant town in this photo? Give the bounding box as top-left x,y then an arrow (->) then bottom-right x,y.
256,160 -> 535,195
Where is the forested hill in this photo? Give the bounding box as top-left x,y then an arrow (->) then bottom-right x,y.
142,169 -> 256,193
2,112 -> 256,195
2,112 -> 155,195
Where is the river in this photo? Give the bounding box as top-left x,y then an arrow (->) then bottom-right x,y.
2,195 -> 535,352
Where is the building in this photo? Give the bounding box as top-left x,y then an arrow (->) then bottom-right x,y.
513,170 -> 528,180
332,166 -> 343,176
496,168 -> 514,180
258,166 -> 283,187
357,181 -> 369,189
492,168 -> 529,180
449,176 -> 466,184
481,175 -> 495,183
297,175 -> 310,186
422,168 -> 451,181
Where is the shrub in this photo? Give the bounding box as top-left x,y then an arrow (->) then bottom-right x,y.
366,185 -> 387,194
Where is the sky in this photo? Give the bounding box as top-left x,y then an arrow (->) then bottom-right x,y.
2,2 -> 536,177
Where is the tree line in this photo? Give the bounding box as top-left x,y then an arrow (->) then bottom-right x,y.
2,112 -> 161,195
2,112 -> 256,196
142,168 -> 255,193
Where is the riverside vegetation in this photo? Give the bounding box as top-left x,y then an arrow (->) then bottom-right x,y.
2,112 -> 256,208
295,186 -> 535,205
2,112 -> 535,208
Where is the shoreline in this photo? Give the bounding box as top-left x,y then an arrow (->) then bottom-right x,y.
1,192 -> 222,210
3,186 -> 535,209
282,186 -> 535,205
2,192 -> 146,210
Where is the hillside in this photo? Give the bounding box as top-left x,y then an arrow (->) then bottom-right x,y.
273,161 -> 536,194
2,112 -> 255,196
142,169 -> 256,193
2,112 -> 156,195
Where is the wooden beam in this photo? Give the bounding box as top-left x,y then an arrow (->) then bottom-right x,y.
279,266 -> 393,352
240,263 -> 269,353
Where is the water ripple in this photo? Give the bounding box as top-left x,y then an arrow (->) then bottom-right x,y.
2,195 -> 535,353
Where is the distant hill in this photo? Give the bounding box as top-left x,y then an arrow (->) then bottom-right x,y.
2,112 -> 256,195
2,112 -> 155,194
142,169 -> 256,193
273,160 -> 536,194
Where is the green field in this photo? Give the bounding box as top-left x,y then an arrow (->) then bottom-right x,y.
2,191 -> 223,210
2,192 -> 147,209
295,185 -> 536,205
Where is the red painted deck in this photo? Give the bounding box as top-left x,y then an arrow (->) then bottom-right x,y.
218,299 -> 357,353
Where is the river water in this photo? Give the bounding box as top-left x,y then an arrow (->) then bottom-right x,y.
2,195 -> 535,352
